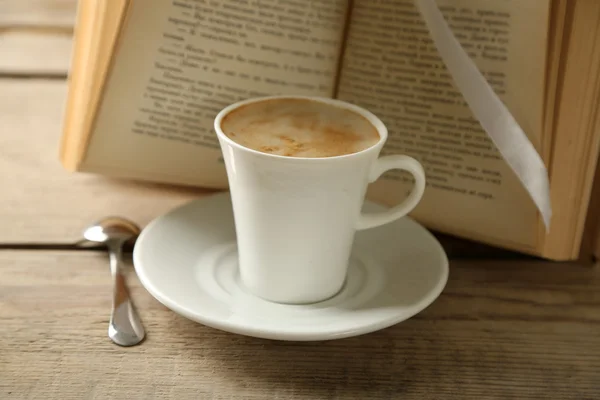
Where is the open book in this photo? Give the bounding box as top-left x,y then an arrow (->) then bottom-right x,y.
60,0 -> 600,261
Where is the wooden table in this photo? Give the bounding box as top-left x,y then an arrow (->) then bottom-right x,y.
1,2 -> 599,399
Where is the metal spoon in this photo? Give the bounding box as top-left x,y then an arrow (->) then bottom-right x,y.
83,217 -> 145,346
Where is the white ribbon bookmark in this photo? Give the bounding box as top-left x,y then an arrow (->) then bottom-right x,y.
415,0 -> 552,231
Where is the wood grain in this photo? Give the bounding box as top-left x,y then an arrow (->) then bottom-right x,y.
0,80 -> 208,243
0,0 -> 77,27
0,2 -> 597,399
0,0 -> 76,75
0,31 -> 72,75
1,251 -> 599,399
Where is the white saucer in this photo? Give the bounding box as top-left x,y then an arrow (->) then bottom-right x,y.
133,192 -> 449,341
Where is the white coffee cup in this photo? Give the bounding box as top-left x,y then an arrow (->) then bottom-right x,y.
214,95 -> 426,304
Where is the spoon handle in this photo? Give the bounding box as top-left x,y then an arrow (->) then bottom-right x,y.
107,242 -> 145,346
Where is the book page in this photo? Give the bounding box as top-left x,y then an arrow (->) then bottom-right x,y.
82,0 -> 348,187
336,0 -> 551,249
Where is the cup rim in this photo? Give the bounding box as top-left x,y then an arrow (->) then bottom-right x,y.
213,95 -> 388,161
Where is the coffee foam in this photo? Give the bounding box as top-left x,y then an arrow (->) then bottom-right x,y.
220,98 -> 380,158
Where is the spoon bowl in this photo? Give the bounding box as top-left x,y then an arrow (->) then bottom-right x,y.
84,217 -> 141,243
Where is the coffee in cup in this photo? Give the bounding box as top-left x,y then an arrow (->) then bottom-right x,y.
220,98 -> 380,158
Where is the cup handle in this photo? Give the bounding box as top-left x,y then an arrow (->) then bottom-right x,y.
356,155 -> 426,230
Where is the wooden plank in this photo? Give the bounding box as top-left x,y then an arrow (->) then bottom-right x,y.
0,0 -> 76,75
0,31 -> 72,75
1,252 -> 599,399
0,0 -> 77,27
0,80 -> 207,243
